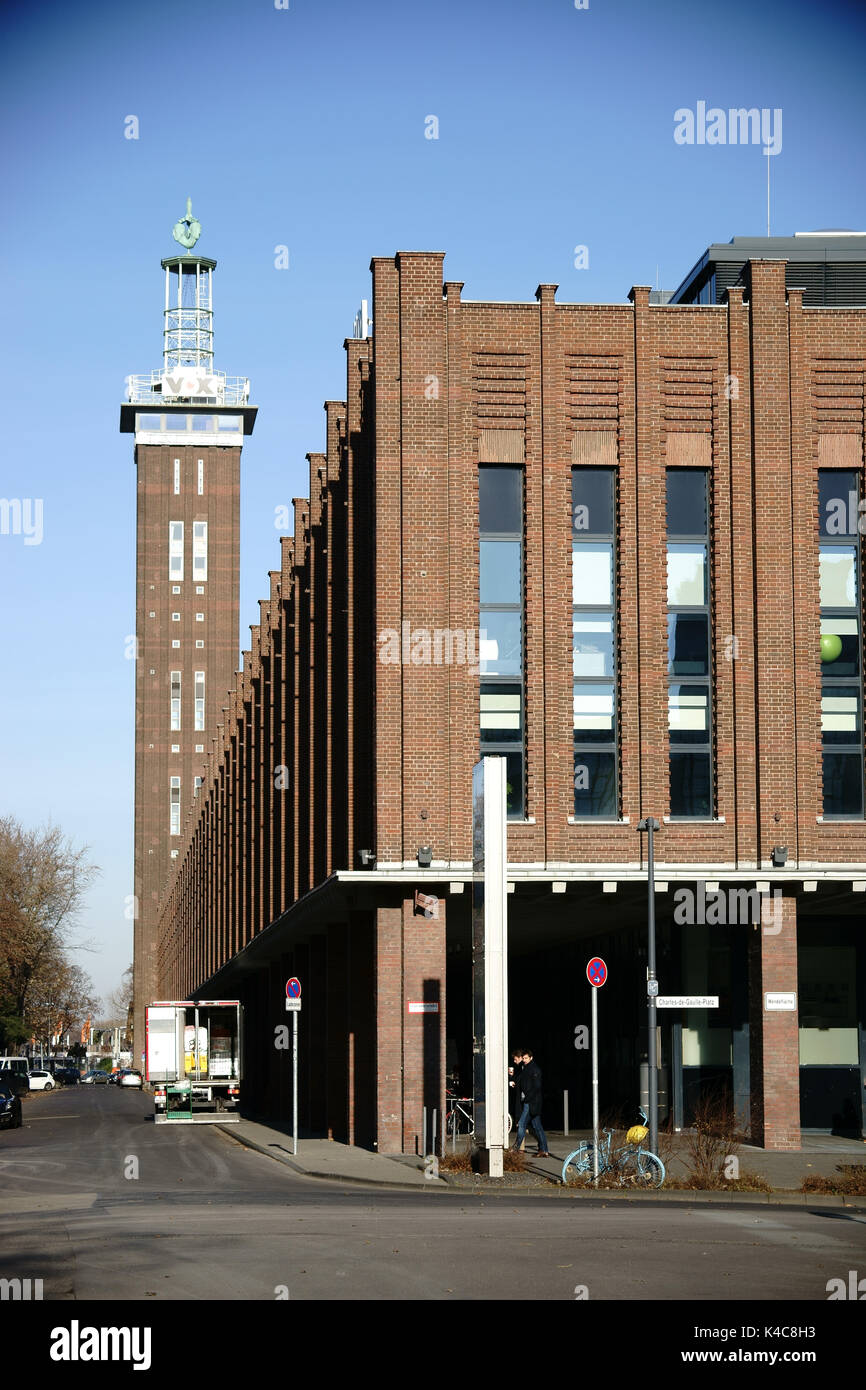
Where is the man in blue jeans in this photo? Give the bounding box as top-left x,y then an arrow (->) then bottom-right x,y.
513,1049 -> 550,1156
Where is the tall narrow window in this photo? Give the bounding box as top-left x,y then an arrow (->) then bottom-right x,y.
194,670 -> 205,731
193,521 -> 208,582
169,521 -> 184,581
170,776 -> 181,835
819,470 -> 863,817
572,467 -> 618,816
667,469 -> 712,817
170,670 -> 181,731
479,466 -> 524,818
173,459 -> 180,494
194,775 -> 203,797
197,458 -> 204,495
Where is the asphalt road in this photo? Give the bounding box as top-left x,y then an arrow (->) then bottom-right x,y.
1,1084 -> 864,1304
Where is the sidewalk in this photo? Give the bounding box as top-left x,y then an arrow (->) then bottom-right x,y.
218,1115 -> 866,1203
216,1117 -> 446,1188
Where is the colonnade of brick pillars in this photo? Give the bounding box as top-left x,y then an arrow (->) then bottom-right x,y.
376,898 -> 447,1155
749,895 -> 801,1150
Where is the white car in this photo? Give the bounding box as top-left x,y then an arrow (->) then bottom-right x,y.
28,1070 -> 55,1091
120,1070 -> 143,1088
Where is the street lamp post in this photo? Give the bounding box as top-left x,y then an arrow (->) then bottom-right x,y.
637,817 -> 660,1160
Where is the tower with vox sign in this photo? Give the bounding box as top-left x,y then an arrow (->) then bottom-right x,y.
120,201 -> 257,1058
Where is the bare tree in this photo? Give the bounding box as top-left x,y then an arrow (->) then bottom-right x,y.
0,817 -> 99,1048
106,964 -> 133,1023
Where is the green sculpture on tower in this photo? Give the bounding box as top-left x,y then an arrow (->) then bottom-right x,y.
172,197 -> 202,251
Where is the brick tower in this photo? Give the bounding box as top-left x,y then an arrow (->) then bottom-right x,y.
120,201 -> 256,1059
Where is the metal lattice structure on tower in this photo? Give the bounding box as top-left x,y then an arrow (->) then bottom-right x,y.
125,199 -> 250,408
163,255 -> 214,372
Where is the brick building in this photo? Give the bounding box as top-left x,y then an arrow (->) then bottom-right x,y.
151,236 -> 866,1152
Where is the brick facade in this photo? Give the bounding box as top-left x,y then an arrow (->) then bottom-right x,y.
147,250 -> 866,1151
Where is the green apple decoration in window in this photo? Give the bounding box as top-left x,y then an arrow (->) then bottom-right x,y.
820,633 -> 843,663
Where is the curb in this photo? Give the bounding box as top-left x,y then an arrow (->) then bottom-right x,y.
215,1124 -> 448,1190
216,1127 -> 866,1207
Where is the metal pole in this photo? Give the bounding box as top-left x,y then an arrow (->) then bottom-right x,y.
641,817 -> 660,1160
292,1010 -> 298,1156
563,1089 -> 569,1138
591,984 -> 599,1182
431,1109 -> 437,1158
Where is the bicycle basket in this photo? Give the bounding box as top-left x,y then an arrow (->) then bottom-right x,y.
626,1124 -> 649,1144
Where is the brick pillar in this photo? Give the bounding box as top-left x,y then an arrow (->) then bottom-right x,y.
326,922 -> 349,1142
749,894 -> 801,1149
375,897 -> 447,1153
748,260 -> 797,866
376,905 -> 403,1152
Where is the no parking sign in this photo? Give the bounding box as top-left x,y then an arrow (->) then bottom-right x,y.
586,957 -> 607,988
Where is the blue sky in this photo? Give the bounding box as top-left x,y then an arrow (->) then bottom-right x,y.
1,0 -> 865,1007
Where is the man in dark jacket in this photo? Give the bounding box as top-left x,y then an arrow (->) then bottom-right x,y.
508,1048 -> 524,1131
513,1049 -> 550,1156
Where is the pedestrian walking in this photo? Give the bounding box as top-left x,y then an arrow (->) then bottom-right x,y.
513,1049 -> 550,1156
508,1047 -> 525,1134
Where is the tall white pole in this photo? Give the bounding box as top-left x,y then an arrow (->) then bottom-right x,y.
591,983 -> 599,1181
292,1010 -> 298,1156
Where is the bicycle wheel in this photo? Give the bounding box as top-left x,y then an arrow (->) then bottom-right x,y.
619,1148 -> 665,1188
561,1143 -> 594,1183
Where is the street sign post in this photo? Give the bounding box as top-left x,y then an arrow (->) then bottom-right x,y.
285,978 -> 302,1154
586,957 -> 607,1181
656,995 -> 718,1009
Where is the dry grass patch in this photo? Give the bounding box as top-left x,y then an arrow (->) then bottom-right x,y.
801,1164 -> 866,1196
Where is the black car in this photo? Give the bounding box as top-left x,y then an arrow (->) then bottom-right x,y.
0,1069 -> 29,1098
0,1083 -> 23,1128
54,1068 -> 80,1086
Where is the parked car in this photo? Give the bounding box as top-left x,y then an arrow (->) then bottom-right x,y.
120,1070 -> 143,1088
0,1083 -> 23,1129
27,1070 -> 55,1091
0,1069 -> 29,1098
81,1070 -> 110,1085
54,1068 -> 80,1086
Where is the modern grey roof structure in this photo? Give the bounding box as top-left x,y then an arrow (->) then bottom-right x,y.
670,231 -> 866,306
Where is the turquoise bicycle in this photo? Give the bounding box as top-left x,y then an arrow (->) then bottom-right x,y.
561,1106 -> 665,1188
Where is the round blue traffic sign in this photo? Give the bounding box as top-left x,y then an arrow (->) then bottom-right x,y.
286,977 -> 302,999
586,957 -> 607,988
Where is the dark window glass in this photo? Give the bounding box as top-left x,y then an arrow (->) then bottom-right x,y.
573,751 -> 617,817
670,751 -> 712,818
820,620 -> 859,678
502,750 -> 524,819
819,471 -> 859,538
479,467 -> 522,534
572,469 -> 614,536
823,752 -> 864,817
668,613 -> 709,676
666,469 -> 707,537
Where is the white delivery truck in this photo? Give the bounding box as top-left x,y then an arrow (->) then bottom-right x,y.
145,1001 -> 242,1123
